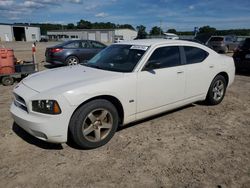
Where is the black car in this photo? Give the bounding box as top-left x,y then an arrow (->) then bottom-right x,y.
233,38 -> 250,71
45,40 -> 106,65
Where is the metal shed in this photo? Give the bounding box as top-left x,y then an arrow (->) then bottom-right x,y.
0,23 -> 41,42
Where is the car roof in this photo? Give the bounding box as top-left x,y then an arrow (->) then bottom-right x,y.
117,39 -> 203,47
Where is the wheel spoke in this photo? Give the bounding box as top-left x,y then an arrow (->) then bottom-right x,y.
218,84 -> 224,90
99,110 -> 108,121
94,129 -> 101,141
88,113 -> 96,123
213,92 -> 218,100
101,122 -> 112,129
83,124 -> 94,136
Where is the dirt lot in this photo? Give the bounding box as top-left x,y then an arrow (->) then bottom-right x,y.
0,42 -> 250,188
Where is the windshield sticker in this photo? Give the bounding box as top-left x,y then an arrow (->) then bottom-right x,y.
130,45 -> 148,51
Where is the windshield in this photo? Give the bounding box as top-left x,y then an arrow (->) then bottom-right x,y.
83,44 -> 148,72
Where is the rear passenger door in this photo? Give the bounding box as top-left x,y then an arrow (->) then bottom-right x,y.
79,40 -> 93,61
182,46 -> 212,99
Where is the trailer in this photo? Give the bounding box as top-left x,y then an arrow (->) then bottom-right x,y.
0,62 -> 36,86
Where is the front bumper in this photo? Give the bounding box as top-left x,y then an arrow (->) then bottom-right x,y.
10,102 -> 68,143
10,83 -> 74,143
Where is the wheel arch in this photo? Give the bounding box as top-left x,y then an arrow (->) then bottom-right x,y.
216,71 -> 229,86
206,71 -> 229,97
65,55 -> 80,63
70,95 -> 124,125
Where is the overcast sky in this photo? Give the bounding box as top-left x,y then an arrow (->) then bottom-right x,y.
0,0 -> 250,31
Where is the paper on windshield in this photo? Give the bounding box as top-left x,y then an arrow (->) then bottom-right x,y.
130,45 -> 148,51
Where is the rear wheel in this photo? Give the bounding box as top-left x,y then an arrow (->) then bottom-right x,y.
206,75 -> 226,105
2,76 -> 14,86
66,56 -> 79,66
69,99 -> 119,149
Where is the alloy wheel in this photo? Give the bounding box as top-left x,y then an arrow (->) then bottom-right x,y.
82,109 -> 113,142
212,80 -> 225,101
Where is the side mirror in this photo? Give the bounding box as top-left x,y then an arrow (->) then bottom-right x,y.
144,60 -> 161,71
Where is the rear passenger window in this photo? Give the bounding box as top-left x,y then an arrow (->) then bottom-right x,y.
184,46 -> 208,64
146,46 -> 181,69
64,41 -> 80,48
89,41 -> 106,48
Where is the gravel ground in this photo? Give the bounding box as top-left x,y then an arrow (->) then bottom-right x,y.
0,42 -> 250,188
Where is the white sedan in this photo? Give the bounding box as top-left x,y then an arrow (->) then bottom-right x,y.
10,39 -> 235,149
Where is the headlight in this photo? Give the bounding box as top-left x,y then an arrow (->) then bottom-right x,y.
32,100 -> 61,114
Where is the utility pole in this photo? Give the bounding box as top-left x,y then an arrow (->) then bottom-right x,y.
160,20 -> 162,37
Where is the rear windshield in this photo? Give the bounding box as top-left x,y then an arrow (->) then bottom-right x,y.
210,37 -> 223,42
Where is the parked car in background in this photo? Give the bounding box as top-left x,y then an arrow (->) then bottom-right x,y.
45,40 -> 106,65
233,38 -> 250,71
11,39 -> 235,149
207,36 -> 238,53
114,38 -> 124,43
194,33 -> 213,45
163,33 -> 179,40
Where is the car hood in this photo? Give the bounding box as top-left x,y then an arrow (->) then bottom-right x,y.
22,65 -> 122,92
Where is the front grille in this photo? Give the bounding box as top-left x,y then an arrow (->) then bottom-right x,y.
14,93 -> 28,112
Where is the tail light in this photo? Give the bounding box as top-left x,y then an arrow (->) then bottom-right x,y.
50,48 -> 63,53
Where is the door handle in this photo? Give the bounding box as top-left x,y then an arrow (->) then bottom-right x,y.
177,71 -> 184,74
209,65 -> 214,68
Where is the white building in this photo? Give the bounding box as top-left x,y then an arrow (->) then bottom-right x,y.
114,29 -> 137,41
0,23 -> 41,42
47,28 -> 137,43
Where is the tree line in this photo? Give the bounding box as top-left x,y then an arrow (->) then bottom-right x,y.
14,20 -> 135,35
14,21 -> 250,37
136,25 -> 250,39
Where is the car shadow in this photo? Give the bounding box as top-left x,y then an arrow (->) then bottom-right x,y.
12,123 -> 63,150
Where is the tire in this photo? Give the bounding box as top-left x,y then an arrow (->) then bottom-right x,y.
206,75 -> 227,105
65,56 -> 79,66
2,76 -> 14,86
69,99 -> 119,149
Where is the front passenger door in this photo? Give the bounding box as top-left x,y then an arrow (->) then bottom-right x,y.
136,46 -> 186,118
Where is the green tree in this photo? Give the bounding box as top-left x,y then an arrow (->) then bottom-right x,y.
150,26 -> 163,35
67,23 -> 75,29
167,29 -> 177,34
199,25 -> 216,34
118,24 -> 135,30
136,25 -> 147,39
77,20 -> 92,29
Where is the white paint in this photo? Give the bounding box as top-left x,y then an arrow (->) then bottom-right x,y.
24,26 -> 41,42
10,39 -> 235,144
115,29 -> 137,41
100,32 -> 108,43
0,25 -> 12,41
88,33 -> 96,40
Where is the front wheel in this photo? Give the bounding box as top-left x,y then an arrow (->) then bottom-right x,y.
69,99 -> 119,149
206,75 -> 227,105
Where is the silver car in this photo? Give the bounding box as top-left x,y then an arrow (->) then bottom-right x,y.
207,36 -> 238,53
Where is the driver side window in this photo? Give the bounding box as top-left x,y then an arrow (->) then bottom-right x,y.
145,46 -> 181,69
